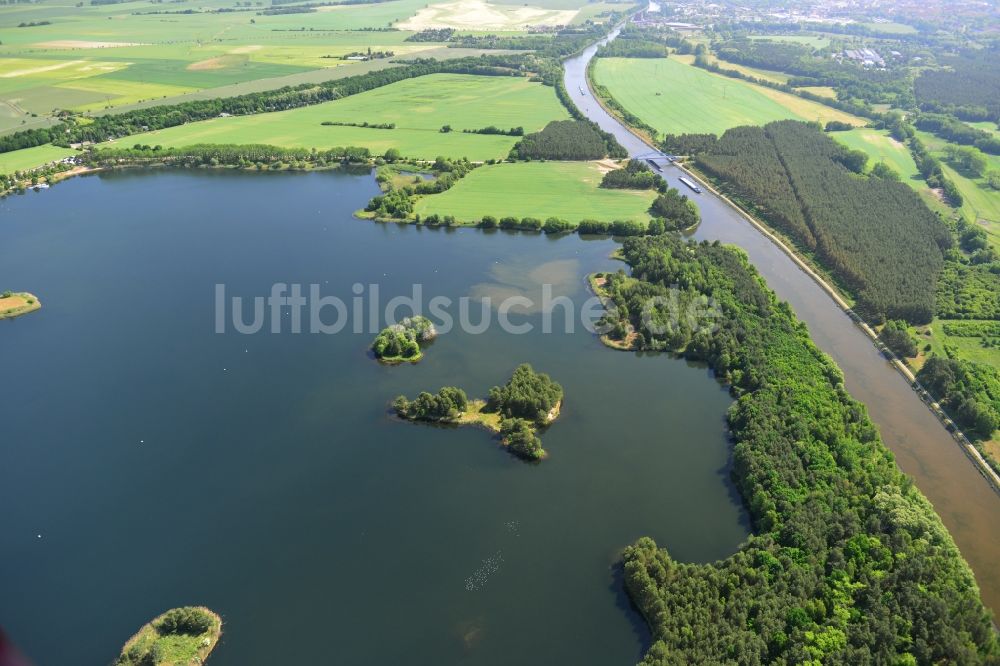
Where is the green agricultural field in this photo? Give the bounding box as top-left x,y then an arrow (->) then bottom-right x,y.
830,127 -> 925,190
592,57 -> 863,136
413,161 -> 657,222
0,0 -> 449,122
396,0 -> 584,32
120,74 -> 569,161
570,1 -> 629,24
0,144 -> 75,173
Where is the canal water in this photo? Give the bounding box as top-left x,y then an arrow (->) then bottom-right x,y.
565,32 -> 1000,614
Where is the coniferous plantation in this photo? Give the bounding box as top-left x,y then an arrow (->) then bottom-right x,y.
511,120 -> 628,161
914,52 -> 1000,123
598,234 -> 997,664
696,120 -> 950,323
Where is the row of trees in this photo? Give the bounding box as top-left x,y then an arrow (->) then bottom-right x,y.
696,120 -> 949,323
878,115 -> 968,207
599,234 -> 997,664
87,143 -> 373,170
916,114 -> 1000,155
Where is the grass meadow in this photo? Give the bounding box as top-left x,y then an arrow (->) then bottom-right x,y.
830,128 -> 925,189
0,143 -> 75,173
413,161 -> 657,222
118,74 -> 569,161
592,56 -> 863,136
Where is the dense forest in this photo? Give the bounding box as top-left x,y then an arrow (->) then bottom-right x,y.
914,51 -> 1000,122
0,54 -> 539,155
511,120 -> 627,160
661,133 -> 718,156
597,39 -> 669,58
648,188 -> 700,231
936,262 -> 1000,320
597,234 -> 997,664
486,363 -> 563,426
371,316 -> 436,363
600,159 -> 665,190
696,120 -> 949,323
916,357 -> 1000,439
393,387 -> 468,422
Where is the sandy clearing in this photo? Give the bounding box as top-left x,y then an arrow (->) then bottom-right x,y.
593,158 -> 621,174
187,55 -> 245,71
397,0 -> 576,31
34,40 -> 145,49
230,45 -> 262,54
1,60 -> 84,78
0,295 -> 28,311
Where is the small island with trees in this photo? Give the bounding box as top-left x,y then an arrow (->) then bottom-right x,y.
114,606 -> 222,666
0,291 -> 41,320
371,315 -> 437,363
392,363 -> 563,460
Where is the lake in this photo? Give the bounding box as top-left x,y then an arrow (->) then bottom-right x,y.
0,169 -> 748,665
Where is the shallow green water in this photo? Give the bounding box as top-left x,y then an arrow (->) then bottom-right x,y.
0,170 -> 748,665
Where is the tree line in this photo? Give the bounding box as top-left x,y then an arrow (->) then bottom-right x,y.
597,233 -> 997,664
696,120 -> 949,323
915,113 -> 1000,155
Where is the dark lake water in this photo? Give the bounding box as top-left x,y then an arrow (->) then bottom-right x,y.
0,170 -> 749,665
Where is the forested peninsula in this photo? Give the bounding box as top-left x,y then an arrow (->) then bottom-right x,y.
598,234 -> 997,664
